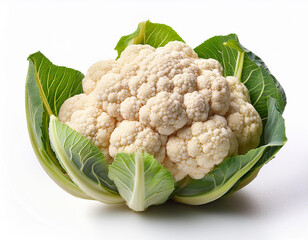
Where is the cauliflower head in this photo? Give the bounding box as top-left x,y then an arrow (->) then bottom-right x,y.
58,41 -> 262,181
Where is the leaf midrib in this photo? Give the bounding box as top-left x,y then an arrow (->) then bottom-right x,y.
33,59 -> 53,116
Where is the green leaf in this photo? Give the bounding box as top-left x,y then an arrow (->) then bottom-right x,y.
49,116 -> 124,204
114,20 -> 184,58
194,34 -> 286,120
226,98 -> 286,194
173,97 -> 286,205
27,52 -> 84,116
25,52 -> 90,199
243,48 -> 287,109
226,145 -> 282,194
109,153 -> 175,211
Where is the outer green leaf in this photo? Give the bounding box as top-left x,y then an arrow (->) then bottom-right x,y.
173,97 -> 287,205
226,145 -> 282,194
226,98 -> 286,194
27,52 -> 84,116
26,52 -> 90,199
194,34 -> 286,120
109,153 -> 175,211
244,50 -> 287,110
49,116 -> 124,204
114,20 -> 184,58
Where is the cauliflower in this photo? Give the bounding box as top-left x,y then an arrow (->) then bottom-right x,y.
58,41 -> 263,181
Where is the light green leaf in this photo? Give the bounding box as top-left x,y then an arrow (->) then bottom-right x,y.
194,34 -> 286,120
173,97 -> 287,205
114,20 -> 184,58
25,52 -> 90,199
109,153 -> 175,211
49,116 -> 124,204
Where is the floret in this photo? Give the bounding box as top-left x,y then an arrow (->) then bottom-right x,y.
139,91 -> 187,135
95,73 -> 131,120
109,121 -> 165,162
165,115 -> 238,181
117,44 -> 155,65
82,60 -> 122,94
226,76 -> 250,102
184,91 -> 209,123
197,70 -> 230,115
162,157 -> 198,182
160,41 -> 198,59
225,76 -> 262,154
120,96 -> 142,121
58,92 -> 99,122
226,99 -> 262,154
195,58 -> 224,75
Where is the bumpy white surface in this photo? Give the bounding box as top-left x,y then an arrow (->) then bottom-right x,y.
109,121 -> 166,162
58,41 -> 262,181
184,91 -> 209,124
226,76 -> 262,154
139,91 -> 187,135
165,115 -> 238,181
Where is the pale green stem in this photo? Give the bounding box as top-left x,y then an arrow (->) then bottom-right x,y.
129,153 -> 145,211
234,51 -> 245,81
130,21 -> 146,45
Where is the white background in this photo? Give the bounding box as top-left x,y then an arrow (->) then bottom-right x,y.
1,0 -> 308,239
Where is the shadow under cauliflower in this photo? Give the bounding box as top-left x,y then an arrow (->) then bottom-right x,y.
58,41 -> 262,181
